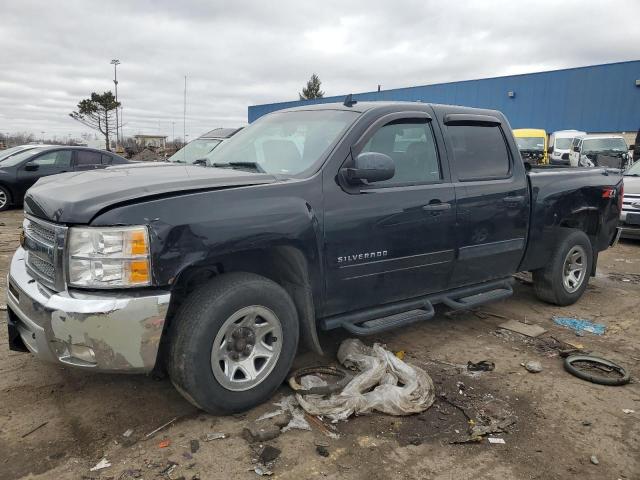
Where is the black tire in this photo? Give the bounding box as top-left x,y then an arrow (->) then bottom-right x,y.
168,272 -> 299,414
0,185 -> 11,212
532,229 -> 593,306
564,355 -> 630,386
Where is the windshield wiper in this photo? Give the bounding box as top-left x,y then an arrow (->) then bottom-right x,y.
212,161 -> 265,173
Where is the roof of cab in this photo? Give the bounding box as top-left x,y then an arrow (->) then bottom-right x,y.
273,100 -> 505,119
513,128 -> 547,137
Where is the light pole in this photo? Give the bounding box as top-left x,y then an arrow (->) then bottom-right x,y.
110,59 -> 120,148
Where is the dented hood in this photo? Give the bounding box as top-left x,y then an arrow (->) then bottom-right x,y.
24,162 -> 278,224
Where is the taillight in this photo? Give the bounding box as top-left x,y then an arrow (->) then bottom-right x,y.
618,183 -> 624,211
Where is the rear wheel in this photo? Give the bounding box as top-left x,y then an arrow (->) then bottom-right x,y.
0,186 -> 10,212
533,230 -> 592,306
168,272 -> 299,413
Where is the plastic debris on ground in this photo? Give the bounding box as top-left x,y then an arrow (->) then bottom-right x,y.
253,466 -> 273,476
295,339 -> 435,422
122,428 -> 133,438
553,316 -> 606,335
487,437 -> 505,444
158,439 -> 170,448
467,360 -> 495,372
257,395 -> 312,433
203,432 -> 227,441
90,458 -> 112,471
622,409 -> 635,414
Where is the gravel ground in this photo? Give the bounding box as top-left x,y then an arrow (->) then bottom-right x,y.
1,208 -> 639,480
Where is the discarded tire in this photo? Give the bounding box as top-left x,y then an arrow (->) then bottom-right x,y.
288,365 -> 352,396
564,355 -> 630,386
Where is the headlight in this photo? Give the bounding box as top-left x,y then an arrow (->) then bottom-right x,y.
67,226 -> 151,288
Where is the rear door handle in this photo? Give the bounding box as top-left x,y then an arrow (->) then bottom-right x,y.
503,195 -> 525,205
422,202 -> 451,212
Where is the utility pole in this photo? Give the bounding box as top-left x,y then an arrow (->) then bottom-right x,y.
172,121 -> 175,149
183,75 -> 187,160
111,59 -> 121,148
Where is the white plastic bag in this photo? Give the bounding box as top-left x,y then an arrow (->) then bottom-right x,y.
296,339 -> 435,421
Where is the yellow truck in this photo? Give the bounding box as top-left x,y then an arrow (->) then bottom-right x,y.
513,128 -> 548,164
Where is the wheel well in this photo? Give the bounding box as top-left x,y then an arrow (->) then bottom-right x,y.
163,246 -> 322,361
559,210 -> 599,243
0,182 -> 13,202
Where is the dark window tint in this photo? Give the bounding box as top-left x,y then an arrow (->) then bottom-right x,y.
76,150 -> 102,166
101,154 -> 113,165
361,120 -> 441,186
449,125 -> 510,180
32,150 -> 72,167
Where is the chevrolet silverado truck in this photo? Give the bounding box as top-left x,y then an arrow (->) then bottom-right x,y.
6,101 -> 622,413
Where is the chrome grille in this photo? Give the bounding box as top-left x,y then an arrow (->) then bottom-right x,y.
622,193 -> 640,212
26,220 -> 56,245
28,254 -> 56,281
23,216 -> 67,291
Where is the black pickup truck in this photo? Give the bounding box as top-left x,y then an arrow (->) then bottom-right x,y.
6,101 -> 622,413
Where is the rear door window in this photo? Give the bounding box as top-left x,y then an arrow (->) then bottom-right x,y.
75,150 -> 102,168
101,154 -> 113,165
448,125 -> 511,180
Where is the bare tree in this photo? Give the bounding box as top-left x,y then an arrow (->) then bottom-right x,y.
69,91 -> 120,151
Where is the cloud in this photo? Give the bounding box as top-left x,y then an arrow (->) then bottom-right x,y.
0,0 -> 638,140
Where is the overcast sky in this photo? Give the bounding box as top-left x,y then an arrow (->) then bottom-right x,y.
1,0 -> 638,141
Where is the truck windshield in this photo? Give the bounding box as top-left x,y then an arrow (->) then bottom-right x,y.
168,139 -> 222,164
205,110 -> 358,176
582,138 -> 627,153
516,137 -> 545,151
625,160 -> 640,176
0,148 -> 41,167
554,138 -> 573,149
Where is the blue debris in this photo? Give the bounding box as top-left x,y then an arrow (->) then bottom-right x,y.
553,317 -> 606,335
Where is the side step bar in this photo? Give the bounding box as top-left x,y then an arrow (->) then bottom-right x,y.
441,284 -> 513,310
320,277 -> 513,336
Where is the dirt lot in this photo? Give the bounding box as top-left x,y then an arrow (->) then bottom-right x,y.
1,208 -> 639,480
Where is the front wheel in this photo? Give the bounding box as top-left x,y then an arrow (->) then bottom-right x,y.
168,272 -> 299,414
0,186 -> 11,212
533,229 -> 593,306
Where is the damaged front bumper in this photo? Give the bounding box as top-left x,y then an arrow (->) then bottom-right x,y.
6,247 -> 171,373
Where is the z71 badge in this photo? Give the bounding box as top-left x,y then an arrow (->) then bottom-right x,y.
337,250 -> 388,264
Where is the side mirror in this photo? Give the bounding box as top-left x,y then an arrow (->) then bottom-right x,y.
573,146 -> 580,152
24,161 -> 39,171
342,152 -> 395,185
547,146 -> 554,154
561,153 -> 570,160
193,158 -> 207,166
630,144 -> 636,150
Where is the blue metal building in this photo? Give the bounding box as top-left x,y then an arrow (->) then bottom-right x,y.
248,61 -> 640,133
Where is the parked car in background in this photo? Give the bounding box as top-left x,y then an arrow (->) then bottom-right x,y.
513,128 -> 548,164
0,144 -> 53,162
620,160 -> 640,238
548,130 -> 586,165
7,101 -> 622,413
167,127 -> 242,165
568,134 -> 629,168
633,128 -> 640,163
0,146 -> 130,211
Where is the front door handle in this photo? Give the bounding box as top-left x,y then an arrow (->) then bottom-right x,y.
503,195 -> 525,206
422,202 -> 451,212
